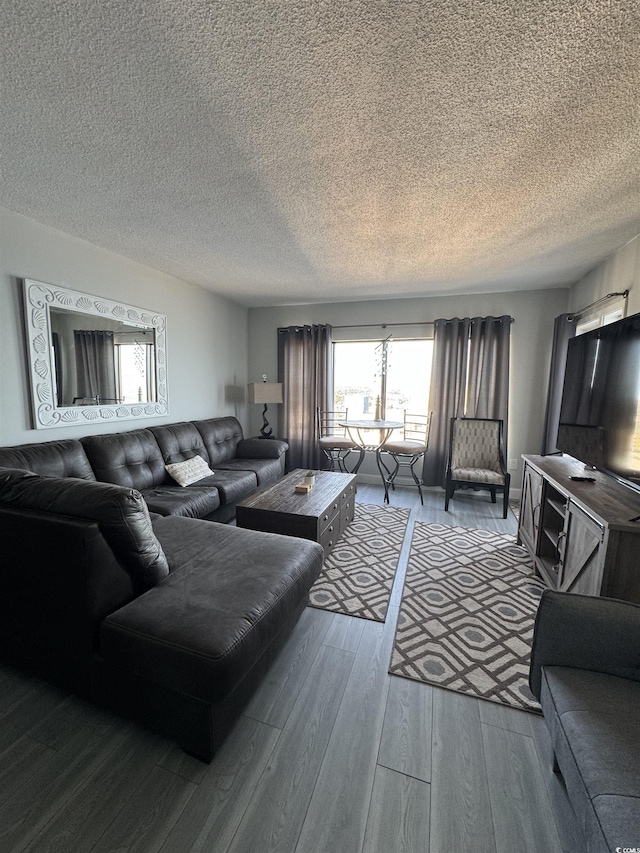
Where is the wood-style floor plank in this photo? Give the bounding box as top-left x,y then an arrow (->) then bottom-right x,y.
295,618 -> 394,853
429,688 -> 497,853
244,605 -> 333,729
226,644 -> 355,853
362,766 -> 431,853
378,674 -> 433,783
478,698 -> 536,736
24,726 -> 172,853
527,713 -> 583,853
0,735 -> 55,808
159,716 -> 281,853
322,610 -> 366,652
0,679 -> 68,754
90,765 -> 196,853
0,709 -> 125,852
481,722 -> 563,853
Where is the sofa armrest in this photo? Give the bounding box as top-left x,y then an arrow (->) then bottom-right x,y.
529,589 -> 640,699
236,437 -> 288,459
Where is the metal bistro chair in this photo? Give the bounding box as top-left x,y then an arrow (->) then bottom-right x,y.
376,412 -> 431,504
317,408 -> 359,473
444,417 -> 510,518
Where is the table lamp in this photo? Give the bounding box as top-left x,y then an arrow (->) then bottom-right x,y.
248,375 -> 283,438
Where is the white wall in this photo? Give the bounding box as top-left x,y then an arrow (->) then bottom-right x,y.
569,234 -> 640,317
0,208 -> 249,445
248,287 -> 570,487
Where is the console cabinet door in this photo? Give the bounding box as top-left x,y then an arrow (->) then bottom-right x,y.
518,464 -> 543,554
558,502 -> 605,595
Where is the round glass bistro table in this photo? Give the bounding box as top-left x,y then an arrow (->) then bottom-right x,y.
340,419 -> 404,474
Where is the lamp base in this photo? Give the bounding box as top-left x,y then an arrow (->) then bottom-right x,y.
259,404 -> 273,439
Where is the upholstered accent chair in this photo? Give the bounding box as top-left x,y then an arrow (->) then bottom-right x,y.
444,417 -> 510,518
376,412 -> 431,504
317,408 -> 358,473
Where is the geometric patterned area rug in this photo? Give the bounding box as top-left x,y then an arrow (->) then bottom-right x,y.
308,503 -> 410,623
389,523 -> 545,712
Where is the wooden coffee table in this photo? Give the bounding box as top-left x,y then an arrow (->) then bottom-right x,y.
236,469 -> 356,559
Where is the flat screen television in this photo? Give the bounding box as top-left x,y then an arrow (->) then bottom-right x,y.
556,311 -> 640,494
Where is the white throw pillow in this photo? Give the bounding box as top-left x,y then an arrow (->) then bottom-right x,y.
165,456 -> 214,487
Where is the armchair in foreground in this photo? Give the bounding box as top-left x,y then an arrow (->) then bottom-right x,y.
529,590 -> 640,853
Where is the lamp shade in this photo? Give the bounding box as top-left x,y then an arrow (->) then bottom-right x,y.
247,382 -> 283,405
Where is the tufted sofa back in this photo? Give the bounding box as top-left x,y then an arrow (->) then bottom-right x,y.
193,417 -> 244,467
149,422 -> 210,465
0,439 -> 96,480
81,429 -> 167,490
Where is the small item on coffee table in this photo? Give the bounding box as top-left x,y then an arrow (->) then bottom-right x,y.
295,483 -> 312,494
304,470 -> 316,487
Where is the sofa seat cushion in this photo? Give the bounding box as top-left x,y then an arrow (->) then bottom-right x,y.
542,666 -> 640,850
216,457 -> 282,486
141,485 -> 221,519
590,794 -> 640,853
196,469 -> 257,504
99,517 -> 324,703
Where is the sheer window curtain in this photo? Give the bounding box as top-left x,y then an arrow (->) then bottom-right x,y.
277,324 -> 333,470
423,316 -> 511,486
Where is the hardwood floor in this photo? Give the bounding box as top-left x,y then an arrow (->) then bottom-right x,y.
0,484 -> 583,853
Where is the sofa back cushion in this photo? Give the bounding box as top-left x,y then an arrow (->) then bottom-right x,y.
0,439 -> 96,480
0,468 -> 169,590
81,429 -> 166,490
194,417 -> 244,466
149,422 -> 210,465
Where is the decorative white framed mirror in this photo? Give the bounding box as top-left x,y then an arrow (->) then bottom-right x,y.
22,279 -> 169,429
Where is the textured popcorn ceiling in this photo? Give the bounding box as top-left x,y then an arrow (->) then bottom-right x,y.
2,1 -> 639,306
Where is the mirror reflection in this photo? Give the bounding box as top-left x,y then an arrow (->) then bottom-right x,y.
22,279 -> 168,429
50,308 -> 157,407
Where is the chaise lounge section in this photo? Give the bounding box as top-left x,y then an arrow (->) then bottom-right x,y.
0,467 -> 323,761
0,417 -> 322,761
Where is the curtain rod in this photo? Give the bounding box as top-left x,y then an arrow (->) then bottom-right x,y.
331,316 -> 513,330
568,290 -> 628,321
331,321 -> 433,330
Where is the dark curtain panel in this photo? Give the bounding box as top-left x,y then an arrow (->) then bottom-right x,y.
74,330 -> 117,402
422,317 -> 471,485
277,324 -> 333,470
466,315 -> 511,423
423,315 -> 511,486
541,313 -> 576,453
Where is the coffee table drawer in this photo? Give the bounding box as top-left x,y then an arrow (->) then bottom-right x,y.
319,516 -> 340,557
340,498 -> 355,533
320,502 -> 340,535
340,482 -> 356,505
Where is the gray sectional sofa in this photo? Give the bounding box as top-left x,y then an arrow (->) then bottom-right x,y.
0,416 -> 287,523
529,590 -> 640,853
0,417 -> 323,761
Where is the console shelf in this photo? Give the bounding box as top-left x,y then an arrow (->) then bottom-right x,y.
517,454 -> 640,603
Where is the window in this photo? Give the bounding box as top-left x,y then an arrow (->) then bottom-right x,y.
114,331 -> 156,404
576,304 -> 625,336
333,338 -> 433,419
